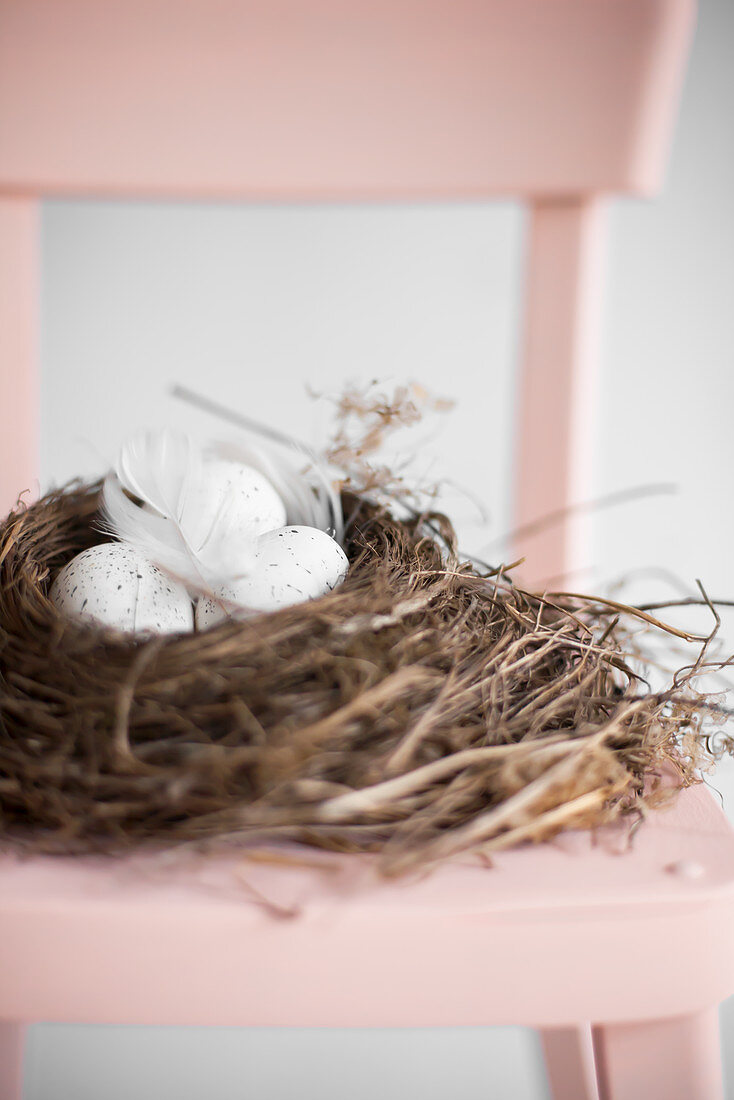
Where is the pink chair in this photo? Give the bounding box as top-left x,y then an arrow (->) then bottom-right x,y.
2,2 -> 732,1097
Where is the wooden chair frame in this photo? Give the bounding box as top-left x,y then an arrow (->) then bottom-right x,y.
4,4 -> 733,1099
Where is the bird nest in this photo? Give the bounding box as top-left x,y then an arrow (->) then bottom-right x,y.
0,480 -> 714,875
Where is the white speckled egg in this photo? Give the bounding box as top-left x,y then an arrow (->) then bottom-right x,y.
196,525 -> 349,629
50,543 -> 194,635
180,457 -> 286,548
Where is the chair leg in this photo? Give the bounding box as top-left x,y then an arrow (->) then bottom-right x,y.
540,1024 -> 600,1100
592,1009 -> 723,1100
0,1022 -> 26,1100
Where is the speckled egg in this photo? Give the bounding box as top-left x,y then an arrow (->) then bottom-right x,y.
180,457 -> 286,548
196,525 -> 349,628
50,542 -> 194,635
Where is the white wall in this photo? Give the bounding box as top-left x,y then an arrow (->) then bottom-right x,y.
31,0 -> 734,1095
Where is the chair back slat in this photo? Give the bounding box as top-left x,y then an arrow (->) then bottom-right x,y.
0,0 -> 694,200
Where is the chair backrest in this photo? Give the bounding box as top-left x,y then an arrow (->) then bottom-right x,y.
0,0 -> 695,581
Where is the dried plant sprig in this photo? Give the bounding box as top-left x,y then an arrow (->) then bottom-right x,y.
316,380 -> 454,505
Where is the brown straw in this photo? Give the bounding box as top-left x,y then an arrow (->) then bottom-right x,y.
0,481 -> 716,875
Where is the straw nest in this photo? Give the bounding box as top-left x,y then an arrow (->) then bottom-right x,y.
0,481 -> 711,875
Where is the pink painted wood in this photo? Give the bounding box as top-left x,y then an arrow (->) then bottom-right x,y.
541,1025 -> 600,1100
0,1023 -> 25,1100
0,1 -> 722,1098
1,782 -> 727,1028
0,201 -> 38,519
0,784 -> 732,1097
0,0 -> 694,201
513,199 -> 607,585
593,1010 -> 725,1100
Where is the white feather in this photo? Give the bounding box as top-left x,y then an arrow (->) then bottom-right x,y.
102,430 -> 259,592
101,476 -> 198,584
115,429 -> 199,522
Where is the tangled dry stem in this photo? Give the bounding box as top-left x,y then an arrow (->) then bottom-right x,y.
0,481 -> 714,875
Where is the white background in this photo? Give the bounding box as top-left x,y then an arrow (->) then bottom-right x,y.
27,0 -> 734,1095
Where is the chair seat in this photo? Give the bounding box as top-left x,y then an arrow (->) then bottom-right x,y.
1,782 -> 733,1031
